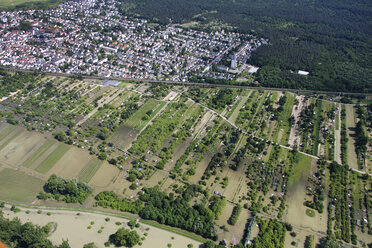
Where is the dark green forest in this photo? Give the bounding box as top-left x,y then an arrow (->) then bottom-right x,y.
118,0 -> 372,92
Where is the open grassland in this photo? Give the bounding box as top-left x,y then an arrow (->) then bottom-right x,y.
0,168 -> 44,202
78,158 -> 103,183
35,144 -> 70,174
23,140 -> 55,168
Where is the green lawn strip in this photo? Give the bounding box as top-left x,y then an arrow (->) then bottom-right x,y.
227,94 -> 249,122
23,140 -> 55,168
312,100 -> 322,156
0,168 -> 45,202
0,124 -> 16,142
35,144 -> 70,174
139,219 -> 207,243
0,129 -> 22,151
287,153 -> 313,188
125,99 -> 159,128
78,158 -> 103,183
136,101 -> 166,131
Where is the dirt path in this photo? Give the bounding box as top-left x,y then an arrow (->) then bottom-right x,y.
345,104 -> 358,169
334,104 -> 342,164
288,95 -> 305,147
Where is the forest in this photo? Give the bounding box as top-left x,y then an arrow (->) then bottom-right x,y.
118,0 -> 372,92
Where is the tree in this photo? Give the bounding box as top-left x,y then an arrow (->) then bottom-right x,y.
111,228 -> 140,247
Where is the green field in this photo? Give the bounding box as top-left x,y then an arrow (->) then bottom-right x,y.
23,140 -> 55,168
78,158 -> 103,183
228,94 -> 249,123
136,101 -> 167,130
287,153 -> 313,188
0,168 -> 44,202
125,99 -> 161,128
35,144 -> 70,174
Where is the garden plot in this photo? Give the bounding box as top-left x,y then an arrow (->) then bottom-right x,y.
345,104 -> 358,169
0,168 -> 44,202
108,126 -> 139,151
76,87 -> 122,126
48,146 -> 92,179
0,130 -> 47,167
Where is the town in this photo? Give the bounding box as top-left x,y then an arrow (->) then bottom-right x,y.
0,0 -> 266,81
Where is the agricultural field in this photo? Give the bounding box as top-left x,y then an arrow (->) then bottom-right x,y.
0,73 -> 371,247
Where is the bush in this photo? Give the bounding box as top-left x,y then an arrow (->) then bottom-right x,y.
129,183 -> 138,190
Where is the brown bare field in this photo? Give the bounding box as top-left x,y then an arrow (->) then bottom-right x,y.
90,161 -> 120,189
0,130 -> 47,167
48,147 -> 92,179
